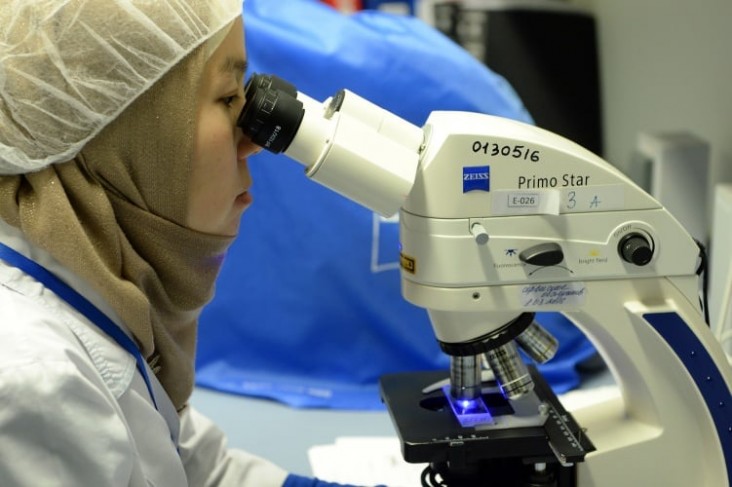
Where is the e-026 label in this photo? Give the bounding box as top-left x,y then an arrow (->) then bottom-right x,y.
492,190 -> 560,216
508,193 -> 539,208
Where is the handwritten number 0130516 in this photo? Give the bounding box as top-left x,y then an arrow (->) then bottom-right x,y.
472,141 -> 540,162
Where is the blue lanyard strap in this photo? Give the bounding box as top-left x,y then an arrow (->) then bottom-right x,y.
0,242 -> 159,410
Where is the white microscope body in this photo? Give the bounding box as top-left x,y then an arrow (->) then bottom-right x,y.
401,111 -> 731,486
239,75 -> 732,486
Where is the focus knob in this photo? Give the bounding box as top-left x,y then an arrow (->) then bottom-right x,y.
619,233 -> 653,266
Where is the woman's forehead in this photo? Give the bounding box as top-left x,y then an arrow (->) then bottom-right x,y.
207,19 -> 247,81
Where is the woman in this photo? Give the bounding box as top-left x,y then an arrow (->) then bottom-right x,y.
0,1 -> 363,485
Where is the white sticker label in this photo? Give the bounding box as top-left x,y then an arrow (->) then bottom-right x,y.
561,185 -> 625,213
492,185 -> 625,216
520,282 -> 587,308
492,190 -> 561,216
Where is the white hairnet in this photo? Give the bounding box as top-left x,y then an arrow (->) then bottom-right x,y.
0,0 -> 243,175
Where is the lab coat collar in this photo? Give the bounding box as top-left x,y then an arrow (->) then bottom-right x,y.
0,217 -> 181,442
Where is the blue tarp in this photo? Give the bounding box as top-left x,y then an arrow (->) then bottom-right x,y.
195,0 -> 597,409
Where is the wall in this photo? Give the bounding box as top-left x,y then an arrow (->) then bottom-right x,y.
568,0 -> 732,333
572,0 -> 732,217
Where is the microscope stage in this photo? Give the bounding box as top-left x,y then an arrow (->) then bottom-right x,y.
379,366 -> 594,468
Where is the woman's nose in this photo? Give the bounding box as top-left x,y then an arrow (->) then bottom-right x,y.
236,130 -> 261,161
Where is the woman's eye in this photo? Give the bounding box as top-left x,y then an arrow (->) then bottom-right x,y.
222,95 -> 239,107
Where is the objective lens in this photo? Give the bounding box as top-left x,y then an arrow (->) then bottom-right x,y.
450,355 -> 482,401
237,74 -> 305,154
485,341 -> 534,400
515,321 -> 559,364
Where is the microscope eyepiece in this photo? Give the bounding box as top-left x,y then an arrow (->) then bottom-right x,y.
244,72 -> 298,98
236,73 -> 422,217
238,73 -> 305,154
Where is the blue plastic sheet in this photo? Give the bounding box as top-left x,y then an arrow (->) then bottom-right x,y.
195,0 -> 596,409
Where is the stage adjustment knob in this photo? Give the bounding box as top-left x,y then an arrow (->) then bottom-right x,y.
619,233 -> 653,266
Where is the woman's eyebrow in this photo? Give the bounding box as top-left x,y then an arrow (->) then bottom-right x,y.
220,57 -> 248,79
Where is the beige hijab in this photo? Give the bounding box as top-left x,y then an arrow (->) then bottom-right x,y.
0,32 -> 234,411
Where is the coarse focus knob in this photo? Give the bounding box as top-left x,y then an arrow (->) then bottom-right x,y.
619,233 -> 653,266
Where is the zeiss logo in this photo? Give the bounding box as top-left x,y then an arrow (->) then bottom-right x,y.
463,166 -> 490,193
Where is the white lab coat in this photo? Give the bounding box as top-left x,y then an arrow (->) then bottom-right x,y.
0,219 -> 289,487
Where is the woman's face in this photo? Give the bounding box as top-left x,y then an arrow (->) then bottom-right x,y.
187,18 -> 257,236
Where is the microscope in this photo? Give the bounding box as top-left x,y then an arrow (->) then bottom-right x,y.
238,74 -> 732,486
